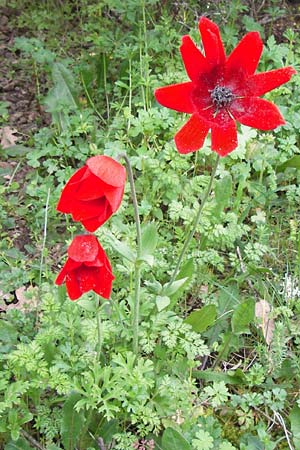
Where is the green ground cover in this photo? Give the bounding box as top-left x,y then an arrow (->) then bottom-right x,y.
1,0 -> 300,448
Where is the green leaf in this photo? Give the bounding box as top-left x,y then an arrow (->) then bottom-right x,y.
139,223 -> 158,266
96,419 -> 119,444
156,296 -> 170,312
161,428 -> 191,450
77,297 -> 98,312
277,155 -> 300,172
290,405 -> 300,448
214,175 -> 232,212
51,62 -> 79,108
161,278 -> 188,297
178,258 -> 194,280
4,438 -> 34,450
0,320 -> 18,353
231,299 -> 255,334
61,392 -> 85,450
3,145 -> 30,157
44,62 -> 79,130
141,223 -> 158,255
184,305 -> 217,333
193,368 -> 246,385
138,254 -> 154,266
169,259 -> 194,307
106,235 -> 135,263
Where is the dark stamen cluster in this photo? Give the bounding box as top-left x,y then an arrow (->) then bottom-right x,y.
210,85 -> 234,109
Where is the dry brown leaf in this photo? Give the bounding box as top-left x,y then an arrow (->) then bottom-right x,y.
255,299 -> 275,345
0,126 -> 18,149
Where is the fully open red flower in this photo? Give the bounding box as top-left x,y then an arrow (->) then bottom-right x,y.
57,155 -> 126,232
155,17 -> 296,156
55,234 -> 114,300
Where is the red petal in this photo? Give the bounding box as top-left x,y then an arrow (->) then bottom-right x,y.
65,271 -> 83,300
77,266 -> 99,294
210,111 -> 238,156
226,32 -> 263,77
174,114 -> 209,154
231,97 -> 285,130
86,155 -> 126,188
199,17 -> 226,66
71,197 -> 111,221
180,35 -> 209,81
245,67 -> 296,97
55,258 -> 81,285
81,213 -> 110,232
68,235 -> 100,262
105,185 -> 125,212
155,82 -> 194,113
95,265 -> 115,299
76,172 -> 109,201
57,166 -> 87,213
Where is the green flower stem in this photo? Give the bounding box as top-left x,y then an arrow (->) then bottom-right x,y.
169,154 -> 220,285
118,153 -> 142,355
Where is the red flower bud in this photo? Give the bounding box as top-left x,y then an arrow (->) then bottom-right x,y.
57,155 -> 126,232
55,234 -> 114,300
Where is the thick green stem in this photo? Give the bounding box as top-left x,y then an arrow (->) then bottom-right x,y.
169,154 -> 220,285
117,153 -> 142,355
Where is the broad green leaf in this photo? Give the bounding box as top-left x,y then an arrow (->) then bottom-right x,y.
44,62 -> 79,130
161,428 -> 191,450
77,296 -> 98,312
177,258 -> 194,280
156,296 -> 170,312
161,278 -> 188,297
3,145 -> 30,157
241,435 -> 264,450
169,259 -> 195,307
61,392 -> 85,450
214,175 -> 232,212
4,438 -> 34,450
0,320 -> 18,343
96,419 -> 119,444
52,62 -> 79,108
231,299 -> 255,334
184,305 -> 217,333
138,254 -> 154,266
141,223 -> 158,255
193,368 -> 246,385
106,235 -> 135,263
277,155 -> 300,172
290,405 -> 300,448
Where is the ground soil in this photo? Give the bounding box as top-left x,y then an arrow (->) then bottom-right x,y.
0,6 -> 50,140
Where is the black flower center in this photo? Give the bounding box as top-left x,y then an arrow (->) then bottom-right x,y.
210,85 -> 234,109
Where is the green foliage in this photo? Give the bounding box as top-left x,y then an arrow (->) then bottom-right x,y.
2,0 -> 300,447
162,428 -> 191,450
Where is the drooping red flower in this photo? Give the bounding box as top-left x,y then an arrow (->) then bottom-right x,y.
55,234 -> 114,300
155,17 -> 296,157
57,155 -> 126,232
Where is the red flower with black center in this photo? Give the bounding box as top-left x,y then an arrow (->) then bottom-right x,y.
57,155 -> 126,232
55,234 -> 114,300
155,17 -> 296,156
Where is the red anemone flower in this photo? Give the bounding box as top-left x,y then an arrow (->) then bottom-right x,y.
57,155 -> 126,232
155,17 -> 296,156
55,234 -> 114,300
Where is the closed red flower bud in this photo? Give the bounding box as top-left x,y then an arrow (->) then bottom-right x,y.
57,155 -> 126,232
55,234 -> 114,300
